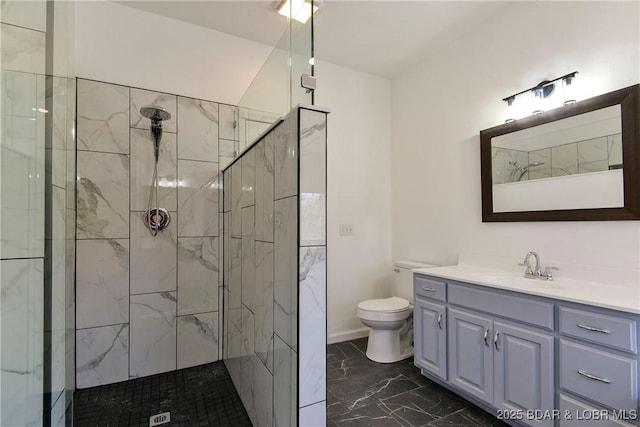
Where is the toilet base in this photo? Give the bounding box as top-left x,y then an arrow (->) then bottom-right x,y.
365,317 -> 414,363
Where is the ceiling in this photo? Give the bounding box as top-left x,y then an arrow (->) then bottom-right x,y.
115,0 -> 511,78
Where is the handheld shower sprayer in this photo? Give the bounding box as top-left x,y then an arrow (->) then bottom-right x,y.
139,105 -> 172,236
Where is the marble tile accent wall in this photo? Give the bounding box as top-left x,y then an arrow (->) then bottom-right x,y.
298,109 -> 328,415
130,292 -> 177,378
223,107 -> 327,426
76,78 -> 251,388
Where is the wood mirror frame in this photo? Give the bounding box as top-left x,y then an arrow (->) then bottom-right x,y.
480,84 -> 640,222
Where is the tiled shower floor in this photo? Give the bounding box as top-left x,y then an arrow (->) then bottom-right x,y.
327,338 -> 509,427
74,340 -> 507,427
73,361 -> 251,427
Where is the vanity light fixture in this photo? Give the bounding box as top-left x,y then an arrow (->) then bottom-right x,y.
502,71 -> 578,122
277,0 -> 318,23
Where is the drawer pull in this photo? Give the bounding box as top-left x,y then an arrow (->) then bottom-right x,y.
437,313 -> 443,329
494,331 -> 500,351
483,328 -> 489,347
577,370 -> 611,384
421,287 -> 437,292
577,324 -> 611,334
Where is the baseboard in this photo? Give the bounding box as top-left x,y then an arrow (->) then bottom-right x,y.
327,327 -> 369,344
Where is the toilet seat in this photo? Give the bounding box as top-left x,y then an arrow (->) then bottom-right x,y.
357,297 -> 410,313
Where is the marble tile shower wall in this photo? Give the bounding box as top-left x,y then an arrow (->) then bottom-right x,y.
75,78 -> 276,388
223,107 -> 327,426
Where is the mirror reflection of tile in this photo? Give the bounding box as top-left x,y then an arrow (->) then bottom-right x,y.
491,133 -> 622,184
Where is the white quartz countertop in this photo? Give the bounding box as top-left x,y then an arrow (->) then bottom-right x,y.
413,265 -> 640,315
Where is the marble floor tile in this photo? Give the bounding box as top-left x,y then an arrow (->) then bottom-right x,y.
327,338 -> 507,427
327,402 -> 405,427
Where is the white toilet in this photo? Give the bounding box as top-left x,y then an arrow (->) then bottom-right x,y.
357,260 -> 436,363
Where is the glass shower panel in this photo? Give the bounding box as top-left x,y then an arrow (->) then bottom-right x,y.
290,11 -> 314,109
1,2 -> 47,424
237,0 -> 314,137
0,1 -> 75,425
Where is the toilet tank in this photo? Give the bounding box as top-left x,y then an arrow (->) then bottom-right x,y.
393,260 -> 437,302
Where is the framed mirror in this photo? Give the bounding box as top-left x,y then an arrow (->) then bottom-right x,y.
480,84 -> 639,222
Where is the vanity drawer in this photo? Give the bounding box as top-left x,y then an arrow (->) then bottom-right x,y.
559,340 -> 638,412
558,394 -> 636,427
414,275 -> 446,302
448,283 -> 554,330
559,307 -> 637,354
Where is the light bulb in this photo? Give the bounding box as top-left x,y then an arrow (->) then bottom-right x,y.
563,75 -> 577,105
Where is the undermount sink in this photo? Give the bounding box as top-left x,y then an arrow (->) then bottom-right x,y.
474,273 -> 564,289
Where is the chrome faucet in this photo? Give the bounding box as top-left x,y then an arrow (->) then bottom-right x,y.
519,251 -> 559,281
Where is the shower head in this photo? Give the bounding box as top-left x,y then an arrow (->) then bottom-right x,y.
140,105 -> 170,162
140,105 -> 171,122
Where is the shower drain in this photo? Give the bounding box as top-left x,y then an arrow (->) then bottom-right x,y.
149,411 -> 171,426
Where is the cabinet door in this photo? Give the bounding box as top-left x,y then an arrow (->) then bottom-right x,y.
414,298 -> 446,380
494,321 -> 554,427
448,308 -> 493,403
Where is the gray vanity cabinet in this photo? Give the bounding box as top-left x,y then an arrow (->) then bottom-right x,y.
493,320 -> 554,424
414,275 -> 556,427
447,308 -> 554,426
414,275 -> 448,380
414,298 -> 447,380
448,307 -> 494,403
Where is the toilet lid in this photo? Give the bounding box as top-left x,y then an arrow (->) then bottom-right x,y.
358,297 -> 410,313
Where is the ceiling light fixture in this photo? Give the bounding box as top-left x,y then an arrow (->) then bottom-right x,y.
502,71 -> 578,123
277,0 -> 317,24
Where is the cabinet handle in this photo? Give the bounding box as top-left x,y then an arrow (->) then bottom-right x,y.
494,331 -> 500,351
577,324 -> 611,334
483,328 -> 489,347
437,313 -> 443,329
421,287 -> 437,292
577,370 -> 611,384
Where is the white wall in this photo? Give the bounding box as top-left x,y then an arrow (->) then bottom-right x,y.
315,60 -> 393,341
75,0 -> 272,104
391,2 -> 640,284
